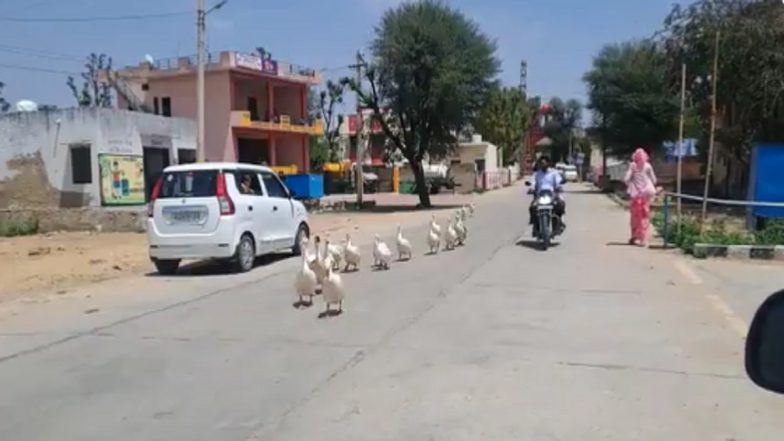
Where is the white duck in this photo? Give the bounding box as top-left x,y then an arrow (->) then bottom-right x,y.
322,239 -> 336,275
427,226 -> 441,254
373,234 -> 393,270
301,236 -> 317,269
444,219 -> 459,250
312,236 -> 329,283
468,202 -> 476,217
396,225 -> 413,261
430,215 -> 442,236
326,239 -> 343,270
343,234 -> 361,271
294,248 -> 318,306
460,206 -> 469,222
455,213 -> 467,246
321,266 -> 345,315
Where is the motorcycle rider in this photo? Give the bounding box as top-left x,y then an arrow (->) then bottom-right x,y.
529,155 -> 566,234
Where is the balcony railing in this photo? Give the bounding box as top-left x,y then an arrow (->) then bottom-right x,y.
231,111 -> 323,136
127,51 -> 321,85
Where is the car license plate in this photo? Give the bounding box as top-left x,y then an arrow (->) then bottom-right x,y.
171,210 -> 201,224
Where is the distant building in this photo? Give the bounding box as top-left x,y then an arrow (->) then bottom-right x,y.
114,50 -> 322,173
0,108 -> 195,232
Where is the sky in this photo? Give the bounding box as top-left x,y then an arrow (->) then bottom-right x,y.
0,0 -> 684,112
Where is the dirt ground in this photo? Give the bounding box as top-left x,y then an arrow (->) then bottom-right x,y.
0,197 -> 477,303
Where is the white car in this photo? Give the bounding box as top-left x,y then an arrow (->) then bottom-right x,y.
146,163 -> 310,275
563,164 -> 579,182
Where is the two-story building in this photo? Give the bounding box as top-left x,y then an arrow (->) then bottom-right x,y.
115,51 -> 322,173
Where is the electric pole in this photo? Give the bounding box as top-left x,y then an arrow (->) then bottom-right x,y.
677,63 -> 686,233
701,31 -> 720,232
350,53 -> 366,208
196,0 -> 206,162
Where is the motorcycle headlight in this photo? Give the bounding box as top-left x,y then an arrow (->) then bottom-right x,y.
538,196 -> 552,205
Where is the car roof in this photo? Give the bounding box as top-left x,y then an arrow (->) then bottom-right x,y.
163,162 -> 273,173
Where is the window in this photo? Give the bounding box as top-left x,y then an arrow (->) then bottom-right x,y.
70,144 -> 92,184
159,170 -> 217,198
141,83 -> 149,91
261,172 -> 289,199
153,97 -> 160,115
161,97 -> 171,117
235,171 -> 263,196
247,97 -> 259,121
177,149 -> 196,164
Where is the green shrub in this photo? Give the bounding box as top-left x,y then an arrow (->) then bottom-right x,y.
755,221 -> 784,246
0,219 -> 40,237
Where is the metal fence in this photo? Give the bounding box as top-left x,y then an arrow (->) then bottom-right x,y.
660,192 -> 784,245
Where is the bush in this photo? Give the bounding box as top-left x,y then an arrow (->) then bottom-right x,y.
654,211 -> 784,253
0,219 -> 39,237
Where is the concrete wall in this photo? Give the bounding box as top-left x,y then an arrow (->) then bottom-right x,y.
0,108 -> 195,231
452,142 -> 500,173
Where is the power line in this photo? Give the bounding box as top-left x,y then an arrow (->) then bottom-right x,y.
0,62 -> 77,75
0,11 -> 191,23
0,44 -> 83,62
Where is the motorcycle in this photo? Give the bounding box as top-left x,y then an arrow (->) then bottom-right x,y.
525,183 -> 563,250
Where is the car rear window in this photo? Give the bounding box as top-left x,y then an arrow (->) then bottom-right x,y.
159,170 -> 217,198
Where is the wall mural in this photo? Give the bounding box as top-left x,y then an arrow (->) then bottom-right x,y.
98,154 -> 145,206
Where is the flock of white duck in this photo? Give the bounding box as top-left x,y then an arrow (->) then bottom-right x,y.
294,202 -> 475,317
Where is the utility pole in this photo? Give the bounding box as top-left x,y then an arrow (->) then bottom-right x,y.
700,31 -> 720,232
350,53 -> 366,208
677,62 -> 686,233
196,0 -> 206,162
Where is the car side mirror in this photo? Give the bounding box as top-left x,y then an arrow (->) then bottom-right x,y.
745,289 -> 784,394
524,181 -> 532,187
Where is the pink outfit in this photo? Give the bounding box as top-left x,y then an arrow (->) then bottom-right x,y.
624,149 -> 657,244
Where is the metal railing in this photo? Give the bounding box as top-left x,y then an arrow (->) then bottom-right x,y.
660,192 -> 784,246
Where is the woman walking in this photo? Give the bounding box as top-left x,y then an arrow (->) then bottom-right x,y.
624,148 -> 658,246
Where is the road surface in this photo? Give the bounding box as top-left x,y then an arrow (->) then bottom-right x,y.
1,183 -> 783,440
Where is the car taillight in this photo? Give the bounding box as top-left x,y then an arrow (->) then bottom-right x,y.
147,176 -> 163,217
215,173 -> 235,215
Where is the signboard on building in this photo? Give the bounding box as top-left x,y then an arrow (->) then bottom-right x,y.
347,115 -> 383,135
261,58 -> 278,75
235,53 -> 262,70
98,154 -> 146,206
235,52 -> 278,75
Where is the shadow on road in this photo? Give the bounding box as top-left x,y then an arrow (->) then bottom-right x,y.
146,253 -> 292,278
565,189 -> 603,195
516,239 -> 561,250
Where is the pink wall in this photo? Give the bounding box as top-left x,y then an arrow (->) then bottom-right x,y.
273,85 -> 302,119
233,79 -> 269,120
274,134 -> 305,168
143,72 -> 233,161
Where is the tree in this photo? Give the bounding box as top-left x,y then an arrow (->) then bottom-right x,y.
542,97 -> 582,162
583,40 -> 679,159
67,53 -> 113,108
318,80 -> 346,162
0,81 -> 9,112
475,86 -> 528,165
343,0 -> 499,207
661,0 -> 784,163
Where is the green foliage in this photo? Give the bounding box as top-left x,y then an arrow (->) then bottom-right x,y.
654,212 -> 784,254
0,219 -> 39,237
542,97 -> 582,162
661,0 -> 784,162
67,53 -> 113,108
476,86 -> 528,165
583,40 -> 679,156
343,0 -> 499,207
317,81 -> 346,161
0,81 -> 9,112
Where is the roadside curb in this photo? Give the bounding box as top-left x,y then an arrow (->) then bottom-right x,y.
693,243 -> 784,261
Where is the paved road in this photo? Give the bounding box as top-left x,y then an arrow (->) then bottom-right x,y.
2,184 -> 783,440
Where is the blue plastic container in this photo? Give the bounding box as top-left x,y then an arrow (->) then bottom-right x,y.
283,174 -> 324,200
